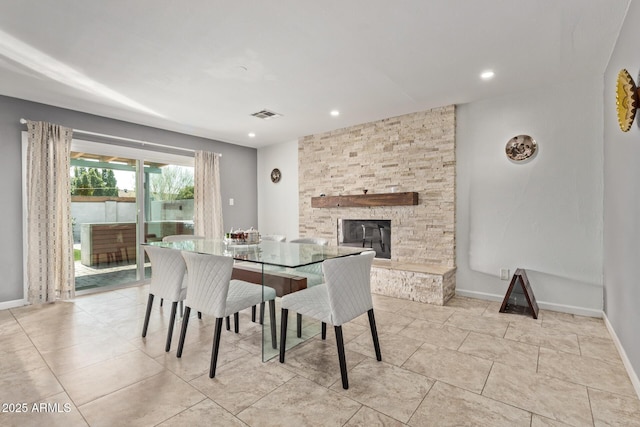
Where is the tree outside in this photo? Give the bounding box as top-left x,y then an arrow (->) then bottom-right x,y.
71,167 -> 118,196
149,165 -> 194,201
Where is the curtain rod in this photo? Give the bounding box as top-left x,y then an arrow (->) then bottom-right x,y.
19,118 -> 221,157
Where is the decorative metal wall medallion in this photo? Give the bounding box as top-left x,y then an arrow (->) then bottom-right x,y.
505,135 -> 537,162
616,69 -> 639,132
270,168 -> 281,183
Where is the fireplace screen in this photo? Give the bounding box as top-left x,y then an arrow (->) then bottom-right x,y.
338,219 -> 391,259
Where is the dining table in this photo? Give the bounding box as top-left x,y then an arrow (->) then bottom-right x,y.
144,238 -> 365,361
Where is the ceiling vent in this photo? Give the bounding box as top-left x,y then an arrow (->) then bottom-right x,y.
251,109 -> 282,120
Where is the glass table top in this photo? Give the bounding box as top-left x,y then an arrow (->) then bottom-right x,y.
145,239 -> 365,268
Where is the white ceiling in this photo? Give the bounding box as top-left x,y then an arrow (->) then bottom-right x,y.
0,0 -> 630,148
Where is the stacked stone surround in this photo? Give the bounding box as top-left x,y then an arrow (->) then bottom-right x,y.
298,106 -> 456,305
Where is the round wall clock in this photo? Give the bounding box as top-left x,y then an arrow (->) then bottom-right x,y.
505,135 -> 537,162
616,69 -> 639,132
270,168 -> 281,183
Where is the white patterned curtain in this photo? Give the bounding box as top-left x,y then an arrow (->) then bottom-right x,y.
26,120 -> 75,303
194,150 -> 224,238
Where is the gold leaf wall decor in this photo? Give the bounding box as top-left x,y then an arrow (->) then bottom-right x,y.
616,69 -> 639,132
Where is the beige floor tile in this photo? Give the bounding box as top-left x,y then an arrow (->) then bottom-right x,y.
0,347 -> 48,376
0,330 -> 35,352
0,365 -> 63,404
531,414 -> 575,426
157,398 -> 248,426
78,371 -> 205,427
237,376 -> 361,427
392,299 -> 455,324
11,301 -> 80,324
344,406 -> 406,426
28,322 -> 118,353
588,387 -> 640,426
332,358 -> 433,423
409,381 -> 531,427
278,336 -> 367,387
483,362 -> 592,426
505,322 -> 580,355
40,334 -> 138,375
17,310 -> 98,339
402,343 -> 492,393
0,391 -> 87,427
458,332 -> 539,372
542,311 -> 610,339
0,311 -> 22,336
190,354 -> 296,414
58,350 -> 165,406
578,335 -> 622,364
444,312 -> 510,338
347,330 -> 422,366
398,318 -> 469,350
538,347 -> 636,397
351,309 -> 415,335
445,296 -> 490,315
155,337 -> 251,381
372,293 -> 414,314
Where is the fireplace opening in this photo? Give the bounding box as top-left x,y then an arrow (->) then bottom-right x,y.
338,219 -> 391,259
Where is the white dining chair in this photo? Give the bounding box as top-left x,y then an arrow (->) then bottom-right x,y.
279,251 -> 380,389
159,234 -> 204,310
141,245 -> 188,352
177,251 -> 278,378
162,234 -> 206,242
261,234 -> 286,242
288,236 -> 330,334
289,237 -> 329,245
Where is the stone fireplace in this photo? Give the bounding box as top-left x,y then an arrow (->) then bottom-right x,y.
298,106 -> 456,305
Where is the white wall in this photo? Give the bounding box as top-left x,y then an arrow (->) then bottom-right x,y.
456,76 -> 604,316
257,140 -> 299,240
603,0 -> 640,392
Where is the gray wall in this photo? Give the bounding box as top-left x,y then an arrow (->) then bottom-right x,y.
603,0 -> 640,389
0,95 -> 257,303
456,75 -> 604,316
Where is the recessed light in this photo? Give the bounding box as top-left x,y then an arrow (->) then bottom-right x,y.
248,132 -> 256,138
330,110 -> 340,117
480,70 -> 495,80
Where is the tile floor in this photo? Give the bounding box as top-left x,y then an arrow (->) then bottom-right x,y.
1,286 -> 639,426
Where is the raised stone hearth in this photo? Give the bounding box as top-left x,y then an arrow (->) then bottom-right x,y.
371,261 -> 456,305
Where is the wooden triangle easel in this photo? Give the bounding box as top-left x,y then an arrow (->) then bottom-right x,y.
499,268 -> 539,319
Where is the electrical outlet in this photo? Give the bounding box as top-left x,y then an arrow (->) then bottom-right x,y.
229,198 -> 234,206
500,268 -> 510,280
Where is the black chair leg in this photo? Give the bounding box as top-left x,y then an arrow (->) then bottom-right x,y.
160,298 -> 163,307
279,308 -> 289,363
177,306 -> 191,358
259,302 -> 265,325
198,311 -> 202,319
269,300 -> 277,349
335,325 -> 349,389
297,313 -> 302,338
142,294 -> 154,337
368,309 -> 382,361
234,312 -> 240,333
226,316 -> 230,331
210,318 -> 223,378
321,322 -> 327,340
180,301 -> 184,318
252,305 -> 256,322
165,301 -> 178,352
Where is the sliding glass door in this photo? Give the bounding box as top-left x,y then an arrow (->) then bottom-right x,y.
70,139 -> 193,291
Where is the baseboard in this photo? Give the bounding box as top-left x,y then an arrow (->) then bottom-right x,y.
454,289 -> 602,318
0,298 -> 28,311
603,313 -> 640,400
